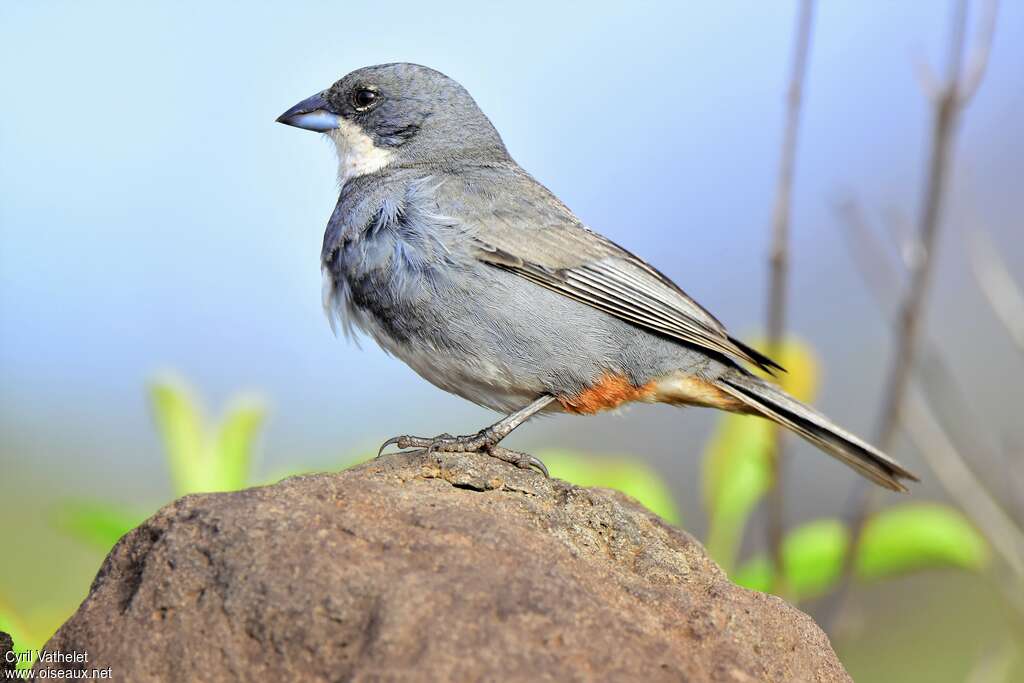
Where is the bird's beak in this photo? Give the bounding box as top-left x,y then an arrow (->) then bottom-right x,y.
275,92 -> 341,132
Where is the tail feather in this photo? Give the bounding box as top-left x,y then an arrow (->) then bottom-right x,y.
714,372 -> 918,492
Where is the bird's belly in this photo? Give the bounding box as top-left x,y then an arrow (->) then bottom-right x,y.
357,312 -> 545,412
395,341 -> 545,413
330,265 -> 547,412
329,248 -> 713,414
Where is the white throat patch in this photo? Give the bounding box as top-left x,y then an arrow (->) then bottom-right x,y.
326,120 -> 394,186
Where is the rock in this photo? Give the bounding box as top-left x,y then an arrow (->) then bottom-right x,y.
37,450 -> 850,682
1,631 -> 14,674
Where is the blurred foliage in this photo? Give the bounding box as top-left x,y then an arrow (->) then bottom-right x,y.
150,377 -> 265,494
21,378 -> 271,665
55,377 -> 266,554
732,504 -> 989,601
537,450 -> 681,525
21,362 -> 992,676
0,596 -> 25,645
701,415 -> 774,572
858,503 -> 990,578
702,338 -> 818,572
50,502 -> 147,554
699,336 -> 990,604
0,594 -> 34,670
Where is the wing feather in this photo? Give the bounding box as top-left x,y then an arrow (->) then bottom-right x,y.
436,167 -> 784,373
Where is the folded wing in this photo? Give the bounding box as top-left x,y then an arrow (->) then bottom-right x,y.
448,168 -> 783,373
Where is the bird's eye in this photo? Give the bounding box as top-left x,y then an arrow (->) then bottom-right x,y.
352,88 -> 379,110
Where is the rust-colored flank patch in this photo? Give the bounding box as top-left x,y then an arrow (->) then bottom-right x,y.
652,373 -> 748,411
559,370 -> 749,415
559,372 -> 656,415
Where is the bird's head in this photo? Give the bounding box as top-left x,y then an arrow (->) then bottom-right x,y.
277,63 -> 508,185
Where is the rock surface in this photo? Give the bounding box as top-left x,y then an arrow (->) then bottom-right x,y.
38,451 -> 850,682
1,631 -> 13,674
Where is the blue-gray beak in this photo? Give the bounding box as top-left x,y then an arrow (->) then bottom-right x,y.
276,92 -> 341,132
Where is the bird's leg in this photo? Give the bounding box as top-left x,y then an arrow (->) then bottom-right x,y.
377,395 -> 556,476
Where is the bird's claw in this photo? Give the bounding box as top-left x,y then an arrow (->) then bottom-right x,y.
377,436 -> 402,458
376,432 -> 471,458
375,430 -> 549,477
486,445 -> 550,478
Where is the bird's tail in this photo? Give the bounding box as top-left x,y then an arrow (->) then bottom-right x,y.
713,371 -> 918,492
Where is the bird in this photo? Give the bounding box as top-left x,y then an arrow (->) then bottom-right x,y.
276,62 -> 917,491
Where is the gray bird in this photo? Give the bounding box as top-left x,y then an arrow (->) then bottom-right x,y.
277,62 -> 917,491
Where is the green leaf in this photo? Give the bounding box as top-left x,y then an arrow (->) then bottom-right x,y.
210,397 -> 265,492
785,518 -> 849,599
731,504 -> 990,601
731,518 -> 847,601
0,596 -> 37,670
701,338 -> 819,573
857,503 -> 990,578
0,603 -> 24,644
150,377 -> 267,495
51,501 -> 145,552
730,555 -> 774,594
702,417 -> 775,572
537,450 -> 681,525
149,377 -> 206,494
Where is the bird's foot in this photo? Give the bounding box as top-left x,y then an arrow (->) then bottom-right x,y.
377,430 -> 549,477
483,445 -> 549,478
377,429 -> 492,456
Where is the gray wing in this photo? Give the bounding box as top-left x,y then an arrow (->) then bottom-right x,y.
439,167 -> 782,373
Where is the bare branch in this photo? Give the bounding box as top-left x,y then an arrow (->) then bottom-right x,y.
764,0 -> 816,576
911,49 -> 944,102
839,194 -> 1021,551
825,1 -> 991,633
882,205 -> 919,273
766,0 -> 816,348
1000,434 -> 1024,522
943,0 -> 970,90
837,198 -> 904,297
965,636 -> 1020,683
873,0 -> 968,457
958,0 -> 999,104
913,342 -> 1015,503
904,394 -> 1024,577
969,227 -> 1024,355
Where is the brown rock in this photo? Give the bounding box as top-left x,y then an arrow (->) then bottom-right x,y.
1,631 -> 14,674
37,451 -> 850,682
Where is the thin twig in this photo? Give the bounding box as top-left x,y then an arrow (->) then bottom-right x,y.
838,197 -> 1024,576
904,395 -> 1024,577
965,636 -> 1019,683
882,205 -> 918,274
913,340 -> 1024,516
911,50 -> 943,101
874,0 -> 969,457
823,0 -> 997,633
1001,435 -> 1024,523
837,199 -> 905,293
764,0 -> 815,578
840,200 -> 1017,505
959,0 -> 1000,103
829,200 -> 1024,649
969,227 -> 1024,355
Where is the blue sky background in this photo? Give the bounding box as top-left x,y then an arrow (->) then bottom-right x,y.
2,4 -> 1023,649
